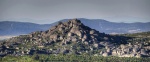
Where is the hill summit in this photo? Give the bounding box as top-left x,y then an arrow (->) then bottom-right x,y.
39,18 -> 106,44
0,19 -> 149,57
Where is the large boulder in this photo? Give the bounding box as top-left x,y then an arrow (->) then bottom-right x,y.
75,31 -> 83,38
50,34 -> 58,39
70,28 -> 80,33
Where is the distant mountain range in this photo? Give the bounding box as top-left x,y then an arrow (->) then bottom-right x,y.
0,18 -> 150,36
0,21 -> 51,36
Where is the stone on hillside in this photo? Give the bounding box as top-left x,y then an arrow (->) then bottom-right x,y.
59,27 -> 64,31
66,37 -> 71,41
90,30 -> 95,34
136,54 -> 141,58
73,24 -> 80,29
69,22 -> 73,27
134,45 -> 139,49
100,51 -> 103,55
61,30 -> 65,34
94,43 -> 99,48
90,47 -> 93,51
50,34 -> 58,39
82,38 -> 86,42
91,35 -> 95,39
29,34 -> 33,37
123,48 -> 130,53
70,28 -> 76,33
133,45 -> 140,53
68,32 -> 73,37
120,44 -> 126,49
112,50 -> 117,56
83,34 -> 88,39
75,31 -> 83,37
140,49 -> 147,55
104,37 -> 109,40
84,41 -> 89,45
133,48 -> 139,53
61,40 -> 66,45
59,36 -> 64,40
15,47 -> 19,50
102,52 -> 109,57
105,46 -> 109,49
72,37 -> 77,42
128,43 -> 132,46
106,48 -> 111,53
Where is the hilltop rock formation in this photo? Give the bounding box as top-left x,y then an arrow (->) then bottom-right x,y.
0,19 -> 149,57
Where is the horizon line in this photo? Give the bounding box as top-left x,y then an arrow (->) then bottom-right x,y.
0,18 -> 150,24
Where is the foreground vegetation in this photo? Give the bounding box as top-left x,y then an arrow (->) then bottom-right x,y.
0,54 -> 150,62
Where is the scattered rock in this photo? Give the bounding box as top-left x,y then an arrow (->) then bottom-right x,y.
102,52 -> 109,57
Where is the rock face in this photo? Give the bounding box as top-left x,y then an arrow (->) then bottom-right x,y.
0,19 -> 149,58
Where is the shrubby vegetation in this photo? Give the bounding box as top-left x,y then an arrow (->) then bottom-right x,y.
121,31 -> 150,46
0,54 -> 150,62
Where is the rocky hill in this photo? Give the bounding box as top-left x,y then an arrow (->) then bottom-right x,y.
0,19 -> 149,57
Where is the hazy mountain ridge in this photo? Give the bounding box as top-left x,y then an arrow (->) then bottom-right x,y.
0,21 -> 51,36
0,18 -> 150,36
55,18 -> 150,34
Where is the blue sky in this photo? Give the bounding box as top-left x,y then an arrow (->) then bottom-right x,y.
0,0 -> 150,24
